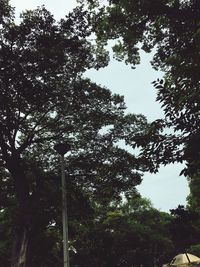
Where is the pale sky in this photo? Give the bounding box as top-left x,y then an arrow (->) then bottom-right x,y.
10,0 -> 190,212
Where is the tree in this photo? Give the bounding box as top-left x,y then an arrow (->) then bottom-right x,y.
183,173 -> 200,256
71,194 -> 174,267
0,2 -> 149,266
169,205 -> 200,254
187,174 -> 200,212
0,4 -> 96,266
82,0 -> 200,176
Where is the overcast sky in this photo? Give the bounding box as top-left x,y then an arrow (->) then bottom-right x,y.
10,0 -> 190,212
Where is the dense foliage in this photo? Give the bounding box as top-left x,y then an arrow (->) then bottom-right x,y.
83,0 -> 200,177
1,0 -> 200,266
0,1 -> 150,266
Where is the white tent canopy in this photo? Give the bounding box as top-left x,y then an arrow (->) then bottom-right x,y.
170,253 -> 200,266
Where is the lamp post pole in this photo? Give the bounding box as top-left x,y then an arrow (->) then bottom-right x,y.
54,143 -> 71,267
61,154 -> 69,267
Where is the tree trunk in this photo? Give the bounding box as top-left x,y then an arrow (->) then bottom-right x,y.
6,156 -> 32,267
11,227 -> 30,267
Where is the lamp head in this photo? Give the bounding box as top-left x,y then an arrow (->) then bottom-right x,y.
54,143 -> 71,156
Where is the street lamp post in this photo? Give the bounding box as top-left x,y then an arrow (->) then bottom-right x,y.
54,143 -> 71,267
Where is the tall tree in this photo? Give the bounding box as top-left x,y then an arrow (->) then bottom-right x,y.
0,2 -> 149,266
83,0 -> 200,176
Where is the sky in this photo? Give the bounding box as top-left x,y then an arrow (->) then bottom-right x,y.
10,0 -> 190,212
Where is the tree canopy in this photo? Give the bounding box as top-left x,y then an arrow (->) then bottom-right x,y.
0,2 -> 150,266
83,0 -> 200,176
1,1 -> 200,266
